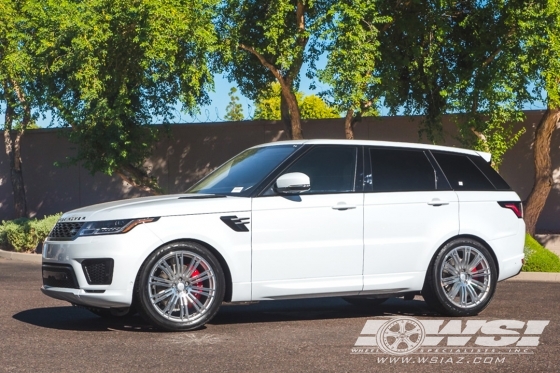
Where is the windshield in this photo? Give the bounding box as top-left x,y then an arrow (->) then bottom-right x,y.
187,145 -> 299,196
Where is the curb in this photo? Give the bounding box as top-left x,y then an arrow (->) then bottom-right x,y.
0,249 -> 42,264
2,249 -> 560,282
506,272 -> 560,283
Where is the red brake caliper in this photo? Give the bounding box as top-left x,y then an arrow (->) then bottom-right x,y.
471,264 -> 481,281
188,269 -> 204,307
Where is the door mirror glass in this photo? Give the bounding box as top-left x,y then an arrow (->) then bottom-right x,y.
275,172 -> 311,194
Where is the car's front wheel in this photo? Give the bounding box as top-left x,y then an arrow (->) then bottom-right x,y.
136,241 -> 225,331
422,238 -> 497,316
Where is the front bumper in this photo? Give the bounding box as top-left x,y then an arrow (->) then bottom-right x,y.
41,286 -> 134,308
41,225 -> 163,308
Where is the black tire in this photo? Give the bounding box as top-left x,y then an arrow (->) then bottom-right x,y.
84,306 -> 135,318
422,238 -> 497,316
342,296 -> 389,307
136,241 -> 225,331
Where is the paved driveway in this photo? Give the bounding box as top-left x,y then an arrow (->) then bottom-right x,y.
1,258 -> 559,373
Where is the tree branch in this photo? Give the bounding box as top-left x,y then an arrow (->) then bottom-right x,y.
238,43 -> 285,85
481,28 -> 516,68
286,1 -> 309,82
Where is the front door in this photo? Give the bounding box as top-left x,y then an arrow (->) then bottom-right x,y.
251,145 -> 364,300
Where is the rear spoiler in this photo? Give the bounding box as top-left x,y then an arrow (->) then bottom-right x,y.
475,151 -> 492,163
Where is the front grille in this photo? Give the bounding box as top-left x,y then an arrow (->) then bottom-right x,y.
82,259 -> 114,285
49,222 -> 85,240
42,264 -> 79,289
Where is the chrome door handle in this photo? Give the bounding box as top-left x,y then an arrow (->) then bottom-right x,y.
332,203 -> 356,210
428,198 -> 449,206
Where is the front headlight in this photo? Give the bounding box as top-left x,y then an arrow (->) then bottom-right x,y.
78,217 -> 159,236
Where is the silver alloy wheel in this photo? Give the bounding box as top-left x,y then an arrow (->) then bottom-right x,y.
147,250 -> 216,323
439,245 -> 491,309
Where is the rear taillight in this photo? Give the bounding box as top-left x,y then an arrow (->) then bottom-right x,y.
498,201 -> 523,218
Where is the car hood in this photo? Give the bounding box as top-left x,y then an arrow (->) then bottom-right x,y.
59,194 -> 251,222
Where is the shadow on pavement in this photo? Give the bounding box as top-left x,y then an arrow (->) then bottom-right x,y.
211,296 -> 438,326
13,297 -> 439,332
12,306 -> 157,333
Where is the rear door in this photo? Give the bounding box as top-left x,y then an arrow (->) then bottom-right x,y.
363,147 -> 459,292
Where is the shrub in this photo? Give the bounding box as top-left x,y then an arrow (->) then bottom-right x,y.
0,213 -> 62,253
522,234 -> 560,272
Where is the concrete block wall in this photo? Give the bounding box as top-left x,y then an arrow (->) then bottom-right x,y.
0,111 -> 558,232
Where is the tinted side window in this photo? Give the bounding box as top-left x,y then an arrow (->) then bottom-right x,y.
284,146 -> 357,194
369,148 -> 436,192
468,155 -> 512,190
432,152 -> 495,191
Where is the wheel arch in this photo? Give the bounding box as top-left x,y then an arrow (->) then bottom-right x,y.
134,238 -> 234,303
186,238 -> 233,302
424,234 -> 500,287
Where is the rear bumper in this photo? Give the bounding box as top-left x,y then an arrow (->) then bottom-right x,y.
491,221 -> 525,282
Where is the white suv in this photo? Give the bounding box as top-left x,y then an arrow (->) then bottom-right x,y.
42,140 -> 525,331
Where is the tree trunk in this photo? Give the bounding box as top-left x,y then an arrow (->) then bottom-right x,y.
3,102 -> 28,218
287,98 -> 304,140
115,163 -> 163,195
470,127 -> 490,153
237,43 -> 305,140
524,108 -> 560,235
344,109 -> 356,139
278,83 -> 303,140
280,94 -> 293,139
469,126 -> 497,169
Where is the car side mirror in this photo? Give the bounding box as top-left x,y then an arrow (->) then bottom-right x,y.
275,172 -> 311,194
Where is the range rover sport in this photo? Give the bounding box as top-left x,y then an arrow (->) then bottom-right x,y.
42,140 -> 525,331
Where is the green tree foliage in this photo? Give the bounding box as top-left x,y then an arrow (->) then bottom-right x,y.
224,87 -> 244,121
253,82 -> 337,120
29,0 -> 217,194
318,0 -> 387,139
216,0 -> 333,139
373,1 -> 532,168
0,0 -> 42,217
299,95 -> 339,119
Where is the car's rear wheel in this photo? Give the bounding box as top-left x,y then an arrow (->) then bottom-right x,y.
422,238 -> 497,316
136,241 -> 225,331
342,296 -> 389,307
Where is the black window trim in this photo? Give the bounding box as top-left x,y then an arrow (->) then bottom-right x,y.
424,151 -> 452,191
467,154 -> 512,191
429,150 -> 505,192
255,144 -> 364,197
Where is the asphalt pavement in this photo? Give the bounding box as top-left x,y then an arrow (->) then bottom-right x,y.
1,258 -> 559,373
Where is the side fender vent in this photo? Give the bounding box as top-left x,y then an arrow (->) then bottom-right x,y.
220,216 -> 250,232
